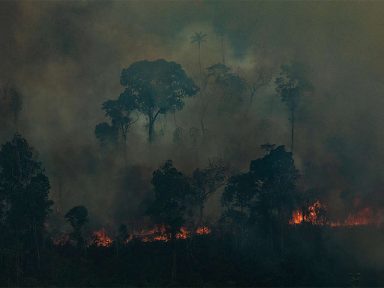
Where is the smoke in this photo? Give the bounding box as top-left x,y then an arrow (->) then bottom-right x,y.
1,0 -> 384,228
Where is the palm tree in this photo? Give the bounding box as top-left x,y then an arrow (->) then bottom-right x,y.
191,32 -> 207,77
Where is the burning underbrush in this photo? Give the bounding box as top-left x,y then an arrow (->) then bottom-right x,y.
53,225 -> 211,248
52,201 -> 382,248
289,200 -> 384,227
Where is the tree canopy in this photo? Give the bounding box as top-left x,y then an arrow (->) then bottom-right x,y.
0,135 -> 52,237
120,59 -> 199,142
147,160 -> 192,237
222,145 -> 299,228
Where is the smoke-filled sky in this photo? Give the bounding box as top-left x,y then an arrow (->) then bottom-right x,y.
1,0 -> 384,227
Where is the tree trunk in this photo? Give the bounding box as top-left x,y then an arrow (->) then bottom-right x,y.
170,233 -> 177,284
33,222 -> 41,270
199,204 -> 204,227
200,119 -> 205,137
122,135 -> 127,168
148,117 -> 155,143
221,35 -> 225,65
291,108 -> 295,153
198,42 -> 202,78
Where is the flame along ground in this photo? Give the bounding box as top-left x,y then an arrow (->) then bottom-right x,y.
53,226 -> 212,247
90,226 -> 211,247
289,200 -> 384,227
53,201 -> 382,248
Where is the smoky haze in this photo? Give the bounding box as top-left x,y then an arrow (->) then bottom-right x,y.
1,0 -> 384,229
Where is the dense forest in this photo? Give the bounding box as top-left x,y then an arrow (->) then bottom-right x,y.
1,1 -> 384,287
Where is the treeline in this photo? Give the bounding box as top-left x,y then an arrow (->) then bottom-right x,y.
0,133 -> 383,286
0,54 -> 380,286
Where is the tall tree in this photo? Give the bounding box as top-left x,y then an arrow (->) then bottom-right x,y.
191,32 -> 208,136
147,160 -> 192,282
249,68 -> 272,105
0,83 -> 23,126
249,145 -> 299,253
275,63 -> 312,152
120,59 -> 198,142
221,145 -> 299,252
65,205 -> 88,249
207,63 -> 247,111
0,134 -> 52,269
192,159 -> 227,225
148,160 -> 191,237
191,32 -> 207,78
222,172 -> 257,230
95,95 -> 138,164
249,146 -> 299,224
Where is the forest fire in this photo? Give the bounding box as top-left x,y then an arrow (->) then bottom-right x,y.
289,200 -> 383,227
136,225 -> 210,243
196,226 -> 211,235
289,200 -> 325,225
90,229 -> 113,247
53,225 -> 211,247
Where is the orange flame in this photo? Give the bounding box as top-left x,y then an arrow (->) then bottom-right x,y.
289,210 -> 304,224
290,200 -> 383,227
90,228 -> 113,247
133,225 -> 210,242
53,225 -> 212,247
176,227 -> 189,239
289,200 -> 324,225
196,226 -> 211,235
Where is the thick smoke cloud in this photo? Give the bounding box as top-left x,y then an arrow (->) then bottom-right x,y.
1,0 -> 384,226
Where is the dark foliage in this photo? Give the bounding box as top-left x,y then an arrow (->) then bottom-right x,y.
120,59 -> 199,142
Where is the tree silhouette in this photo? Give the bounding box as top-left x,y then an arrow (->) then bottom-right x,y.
120,59 -> 198,142
115,224 -> 129,257
95,95 -> 138,164
0,134 -> 52,269
95,122 -> 118,148
147,160 -> 192,282
148,160 -> 191,237
249,68 -> 272,105
250,145 -> 299,222
192,159 -> 227,225
221,145 -> 299,252
207,63 -> 247,111
65,205 -> 88,249
0,83 -> 23,126
249,145 -> 299,253
222,172 -> 257,228
191,32 -> 207,77
275,63 -> 312,152
191,32 -> 208,136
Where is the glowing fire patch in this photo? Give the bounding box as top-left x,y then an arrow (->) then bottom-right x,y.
289,200 -> 324,225
289,200 -> 383,227
289,210 -> 304,224
90,228 -> 113,247
136,225 -> 210,242
196,226 -> 211,235
53,225 -> 212,247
